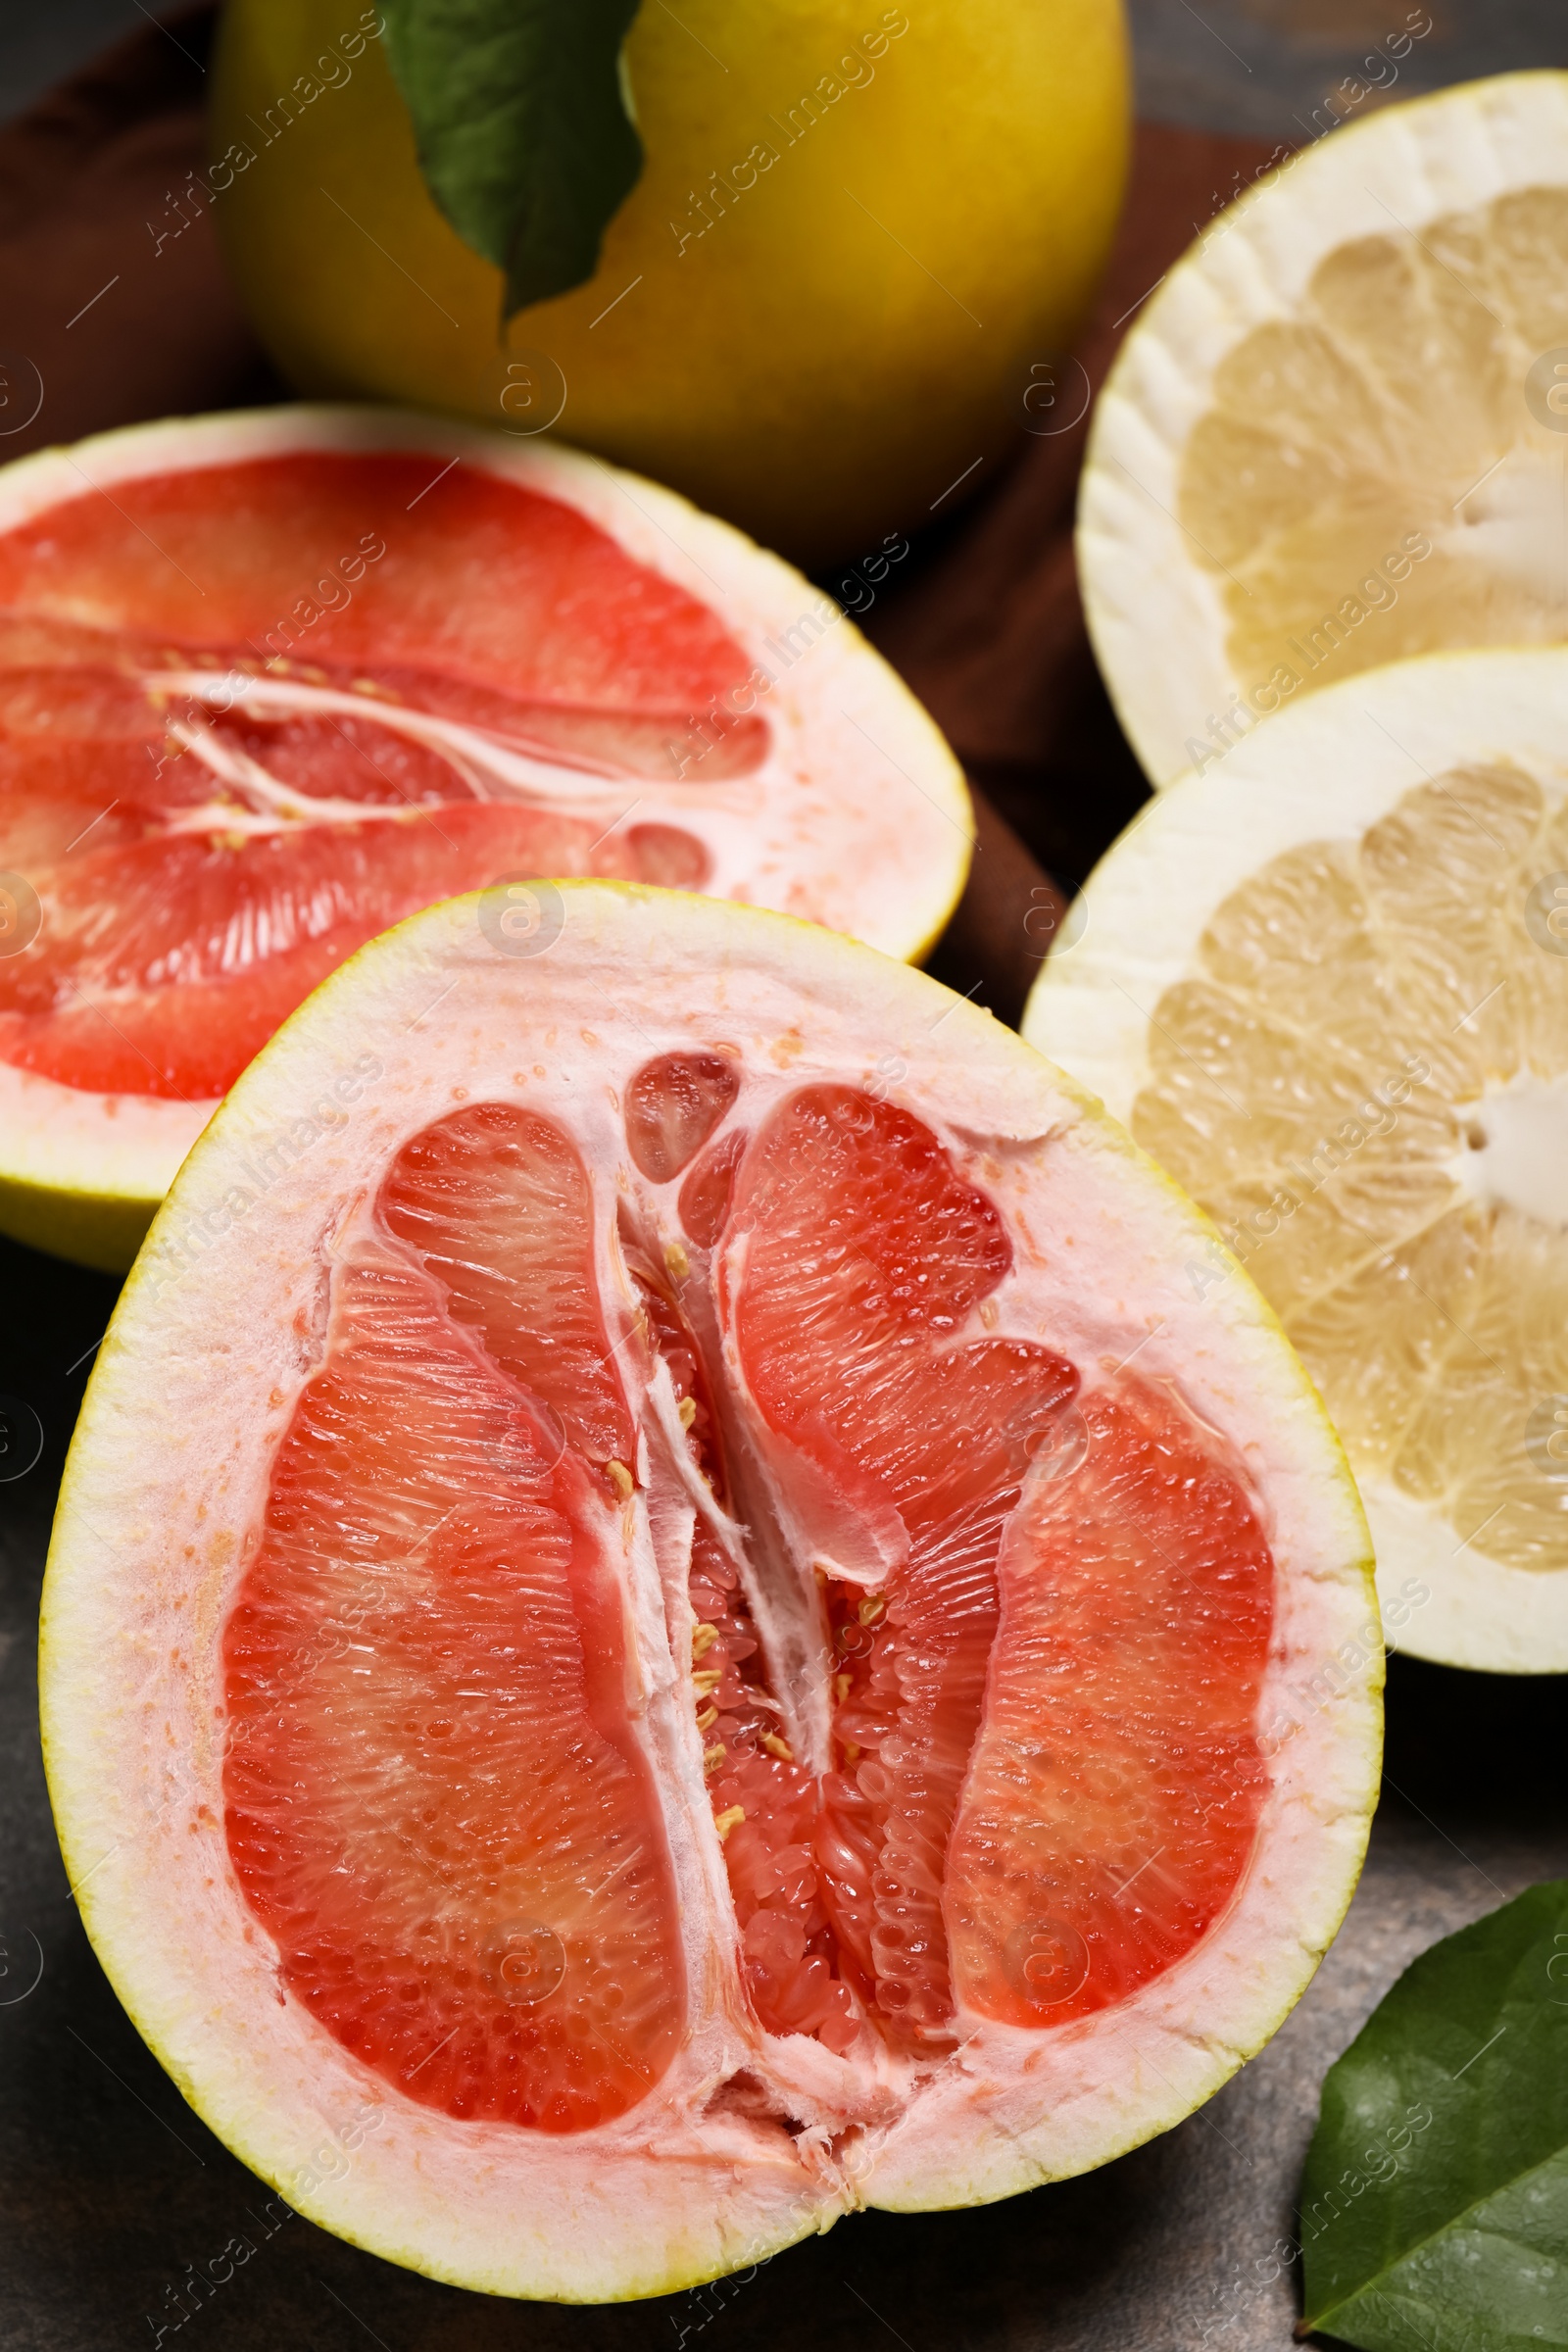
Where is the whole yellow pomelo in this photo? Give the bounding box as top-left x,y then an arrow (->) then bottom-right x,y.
209,0 -> 1128,564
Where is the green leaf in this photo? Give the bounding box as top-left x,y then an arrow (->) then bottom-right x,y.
1299,1879 -> 1568,2352
379,0 -> 644,321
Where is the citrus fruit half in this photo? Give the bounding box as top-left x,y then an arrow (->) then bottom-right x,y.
1024,646 -> 1568,1674
0,404 -> 966,1272
209,0 -> 1129,565
1078,70 -> 1568,788
41,884 -> 1378,2301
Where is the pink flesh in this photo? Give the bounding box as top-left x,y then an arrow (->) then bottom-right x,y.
0,453 -> 762,1097
222,1075 -> 1275,2128
946,1382 -> 1275,2027
221,1237 -> 685,2132
625,1052 -> 741,1184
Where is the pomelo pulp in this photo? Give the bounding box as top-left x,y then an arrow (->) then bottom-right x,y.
40,884 -> 1381,2301
1023,645 -> 1568,1672
0,405 -> 967,1269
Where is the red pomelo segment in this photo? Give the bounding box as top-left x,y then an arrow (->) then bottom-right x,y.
627,1250 -> 725,1493
203,710 -> 481,805
614,823 -> 712,888
624,1053 -> 741,1183
685,1516 -> 860,2054
680,1128 -> 747,1250
0,673 -> 223,871
946,1384 -> 1274,2027
616,1227 -> 863,2052
0,454 -> 760,738
724,1088 -> 1079,2048
0,451 -> 753,1098
223,1076 -> 1282,2110
379,1103 -> 635,1473
0,805 -> 708,1099
221,1244 -> 684,2132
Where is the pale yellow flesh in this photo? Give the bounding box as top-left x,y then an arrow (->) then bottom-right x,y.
1078,72 -> 1568,788
1134,760 -> 1568,1586
1024,645 -> 1568,1671
1182,183 -> 1568,711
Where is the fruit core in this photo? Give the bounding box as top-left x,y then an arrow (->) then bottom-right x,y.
1454,1074 -> 1568,1229
222,1068 -> 1276,2134
0,451 -> 765,1099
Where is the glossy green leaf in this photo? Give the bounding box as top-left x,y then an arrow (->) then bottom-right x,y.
380,0 -> 643,321
1300,1878 -> 1568,2351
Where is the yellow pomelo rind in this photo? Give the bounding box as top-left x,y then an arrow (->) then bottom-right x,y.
1079,69 -> 1568,788
42,883 -> 1377,2297
0,404 -> 969,1273
1024,643 -> 1568,1673
209,0 -> 1129,565
0,1167 -> 157,1275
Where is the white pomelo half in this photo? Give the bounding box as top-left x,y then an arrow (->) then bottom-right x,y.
0,404 -> 968,1271
1079,70 -> 1568,788
42,886 -> 1376,2302
1025,646 -> 1568,1674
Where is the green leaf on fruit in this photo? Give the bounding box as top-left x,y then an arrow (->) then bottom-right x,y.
1298,1878 -> 1568,2352
379,0 -> 643,321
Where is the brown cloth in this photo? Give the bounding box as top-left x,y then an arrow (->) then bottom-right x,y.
0,10 -> 1283,1024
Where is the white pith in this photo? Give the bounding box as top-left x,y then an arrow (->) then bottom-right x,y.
1447,1072 -> 1568,1229
40,887 -> 1378,2301
0,404 -> 970,1240
1078,70 -> 1568,788
1435,443 -> 1568,608
0,1057 -> 212,1200
1022,645 -> 1568,1675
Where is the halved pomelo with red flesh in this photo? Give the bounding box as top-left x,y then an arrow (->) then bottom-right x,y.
40,887 -> 1379,2302
0,405 -> 968,1271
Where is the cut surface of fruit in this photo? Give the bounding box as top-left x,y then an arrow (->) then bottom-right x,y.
222,1241 -> 685,2132
42,886 -> 1378,2302
0,405 -> 968,1269
1024,646 -> 1568,1674
1078,71 -> 1568,788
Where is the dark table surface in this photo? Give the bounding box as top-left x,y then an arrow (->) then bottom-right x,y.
4,6 -> 1568,2351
